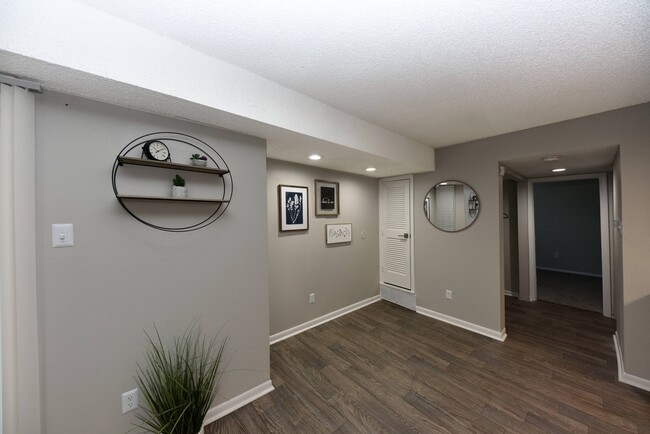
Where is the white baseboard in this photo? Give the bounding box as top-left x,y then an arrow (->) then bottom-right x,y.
270,295 -> 381,345
416,305 -> 507,342
536,266 -> 602,278
613,333 -> 650,392
203,380 -> 274,426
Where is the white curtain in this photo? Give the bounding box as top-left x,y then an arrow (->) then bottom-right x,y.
0,83 -> 40,434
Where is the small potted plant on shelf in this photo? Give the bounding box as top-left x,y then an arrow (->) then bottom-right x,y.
190,154 -> 208,167
171,174 -> 187,198
131,323 -> 227,434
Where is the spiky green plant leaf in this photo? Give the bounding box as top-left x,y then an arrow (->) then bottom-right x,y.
130,322 -> 226,434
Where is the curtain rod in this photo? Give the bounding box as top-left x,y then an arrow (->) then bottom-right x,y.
0,73 -> 42,93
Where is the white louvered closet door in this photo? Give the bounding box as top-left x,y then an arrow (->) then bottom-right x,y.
434,185 -> 456,231
380,178 -> 411,290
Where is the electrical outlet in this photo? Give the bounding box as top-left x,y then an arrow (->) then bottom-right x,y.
122,388 -> 139,414
309,293 -> 315,304
445,290 -> 453,300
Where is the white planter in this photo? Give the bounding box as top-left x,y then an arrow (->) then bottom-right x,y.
191,159 -> 208,167
171,185 -> 188,198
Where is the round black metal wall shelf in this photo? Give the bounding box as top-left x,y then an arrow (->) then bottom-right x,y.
111,132 -> 233,232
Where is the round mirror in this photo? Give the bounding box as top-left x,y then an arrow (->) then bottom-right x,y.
424,181 -> 480,232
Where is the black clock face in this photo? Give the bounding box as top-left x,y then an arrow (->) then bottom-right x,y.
143,140 -> 170,161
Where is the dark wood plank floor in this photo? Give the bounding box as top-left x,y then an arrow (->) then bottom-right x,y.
207,298 -> 650,433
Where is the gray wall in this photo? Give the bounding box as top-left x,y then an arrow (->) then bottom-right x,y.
414,102 -> 650,380
267,159 -> 379,335
534,179 -> 601,276
503,180 -> 519,293
36,92 -> 270,434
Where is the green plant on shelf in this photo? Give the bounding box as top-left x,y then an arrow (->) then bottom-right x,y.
172,174 -> 186,187
191,154 -> 208,161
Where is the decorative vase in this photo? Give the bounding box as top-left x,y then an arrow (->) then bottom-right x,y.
191,159 -> 208,167
171,185 -> 188,198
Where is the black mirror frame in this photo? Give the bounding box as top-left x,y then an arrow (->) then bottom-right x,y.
423,180 -> 480,233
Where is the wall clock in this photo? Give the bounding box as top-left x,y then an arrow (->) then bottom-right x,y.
142,140 -> 171,162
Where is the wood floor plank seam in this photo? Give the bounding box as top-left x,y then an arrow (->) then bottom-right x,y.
208,298 -> 650,433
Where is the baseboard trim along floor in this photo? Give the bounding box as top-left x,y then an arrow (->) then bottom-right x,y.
270,295 -> 381,345
416,305 -> 507,342
203,380 -> 275,426
613,332 -> 650,392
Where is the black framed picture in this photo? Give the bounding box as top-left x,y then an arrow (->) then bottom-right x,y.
315,179 -> 339,217
278,184 -> 309,231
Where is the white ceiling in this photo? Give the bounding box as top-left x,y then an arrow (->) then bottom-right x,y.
501,146 -> 619,179
78,0 -> 650,148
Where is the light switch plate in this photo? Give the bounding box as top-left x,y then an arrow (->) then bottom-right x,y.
52,224 -> 74,247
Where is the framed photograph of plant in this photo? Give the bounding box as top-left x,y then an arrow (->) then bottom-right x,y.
326,223 -> 352,244
315,179 -> 339,217
278,184 -> 309,232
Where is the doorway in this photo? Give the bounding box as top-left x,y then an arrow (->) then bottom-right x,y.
379,176 -> 415,310
528,174 -> 611,316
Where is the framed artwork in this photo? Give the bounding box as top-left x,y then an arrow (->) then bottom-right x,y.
278,185 -> 309,232
315,179 -> 339,217
326,223 -> 352,244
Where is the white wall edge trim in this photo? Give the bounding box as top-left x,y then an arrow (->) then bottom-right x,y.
203,380 -> 275,426
613,333 -> 650,392
270,295 -> 381,345
416,306 -> 507,342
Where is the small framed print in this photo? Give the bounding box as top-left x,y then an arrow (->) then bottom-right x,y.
326,223 -> 352,245
278,185 -> 309,232
315,179 -> 339,217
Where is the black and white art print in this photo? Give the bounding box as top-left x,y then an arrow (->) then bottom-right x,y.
326,223 -> 352,244
278,185 -> 309,232
315,179 -> 339,217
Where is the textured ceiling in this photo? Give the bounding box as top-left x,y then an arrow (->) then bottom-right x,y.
78,0 -> 650,148
501,146 -> 619,179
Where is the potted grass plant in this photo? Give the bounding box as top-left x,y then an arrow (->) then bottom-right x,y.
131,323 -> 227,434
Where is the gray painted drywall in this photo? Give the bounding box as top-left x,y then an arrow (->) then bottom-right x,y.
503,180 -> 519,293
36,92 -> 270,434
414,102 -> 650,380
267,159 -> 379,335
533,179 -> 602,276
517,181 -> 530,301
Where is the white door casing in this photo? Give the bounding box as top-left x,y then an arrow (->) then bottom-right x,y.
380,177 -> 412,290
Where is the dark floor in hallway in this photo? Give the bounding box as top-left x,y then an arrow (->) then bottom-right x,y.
207,298 -> 650,433
537,269 -> 603,313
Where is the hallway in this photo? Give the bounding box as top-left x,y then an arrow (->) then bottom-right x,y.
537,269 -> 603,313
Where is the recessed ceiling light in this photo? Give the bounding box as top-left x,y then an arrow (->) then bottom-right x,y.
365,167 -> 376,172
552,168 -> 566,172
440,182 -> 448,185
543,156 -> 560,162
308,154 -> 321,160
